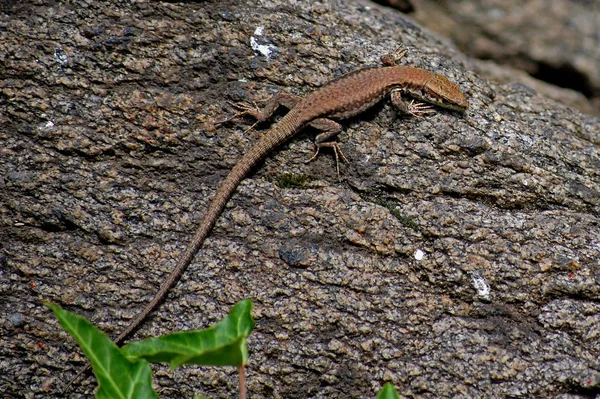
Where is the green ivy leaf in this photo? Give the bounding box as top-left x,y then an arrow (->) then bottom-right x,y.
376,383 -> 400,399
121,299 -> 254,368
46,303 -> 158,399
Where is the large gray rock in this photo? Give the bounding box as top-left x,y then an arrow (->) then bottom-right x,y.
1,0 -> 599,398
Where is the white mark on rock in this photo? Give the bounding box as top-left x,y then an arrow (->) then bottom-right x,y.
250,26 -> 276,60
414,249 -> 425,261
39,120 -> 55,130
469,271 -> 491,301
54,47 -> 68,65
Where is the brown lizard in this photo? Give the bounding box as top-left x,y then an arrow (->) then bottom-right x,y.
115,51 -> 467,343
69,51 -> 467,387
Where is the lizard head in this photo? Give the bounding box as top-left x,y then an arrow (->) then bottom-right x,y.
420,73 -> 469,112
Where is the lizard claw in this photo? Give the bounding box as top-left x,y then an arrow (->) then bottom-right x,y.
228,100 -> 255,113
229,101 -> 263,119
230,101 -> 267,134
306,141 -> 348,178
407,100 -> 435,118
381,48 -> 409,66
215,101 -> 262,132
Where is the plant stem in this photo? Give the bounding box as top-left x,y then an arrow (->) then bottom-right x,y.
238,365 -> 246,399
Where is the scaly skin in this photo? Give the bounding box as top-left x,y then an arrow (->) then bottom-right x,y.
109,53 -> 468,350
65,52 -> 468,390
113,55 -> 468,345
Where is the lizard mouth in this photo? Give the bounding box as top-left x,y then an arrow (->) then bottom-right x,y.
412,91 -> 468,112
436,97 -> 468,112
421,91 -> 467,112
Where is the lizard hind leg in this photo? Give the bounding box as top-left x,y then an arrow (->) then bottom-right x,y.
226,92 -> 305,134
305,117 -> 348,177
231,92 -> 303,122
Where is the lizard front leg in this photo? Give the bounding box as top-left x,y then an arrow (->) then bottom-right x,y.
381,48 -> 408,66
390,90 -> 435,117
383,49 -> 435,117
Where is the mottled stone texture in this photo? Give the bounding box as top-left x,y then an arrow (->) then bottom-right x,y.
1,1 -> 599,398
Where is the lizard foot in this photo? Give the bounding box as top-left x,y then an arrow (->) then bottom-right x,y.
381,48 -> 408,66
306,141 -> 348,178
407,100 -> 435,118
228,101 -> 262,118
214,101 -> 263,133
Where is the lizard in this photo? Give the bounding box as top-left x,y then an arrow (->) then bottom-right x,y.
67,49 -> 468,388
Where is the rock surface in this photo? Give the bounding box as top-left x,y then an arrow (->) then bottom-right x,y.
1,0 -> 599,398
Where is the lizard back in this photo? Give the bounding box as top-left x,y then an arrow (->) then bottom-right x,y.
296,65 -> 467,120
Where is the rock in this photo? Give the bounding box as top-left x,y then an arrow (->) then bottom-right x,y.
0,0 -> 598,398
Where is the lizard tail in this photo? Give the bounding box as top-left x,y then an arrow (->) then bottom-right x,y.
63,148 -> 266,391
113,151 -> 260,344
113,116 -> 301,344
